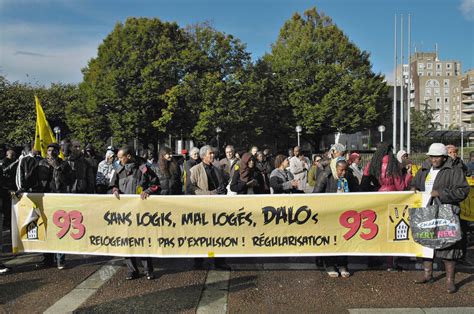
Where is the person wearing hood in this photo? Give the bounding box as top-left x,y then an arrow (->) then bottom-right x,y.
96,150 -> 116,194
230,153 -> 258,194
84,143 -> 100,177
410,143 -> 469,293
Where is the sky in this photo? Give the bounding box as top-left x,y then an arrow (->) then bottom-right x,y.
0,0 -> 473,86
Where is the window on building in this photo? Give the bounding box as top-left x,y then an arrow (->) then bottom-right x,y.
434,88 -> 440,96
418,63 -> 424,69
445,98 -> 449,103
427,72 -> 432,76
427,63 -> 433,69
436,63 -> 442,70
444,79 -> 449,87
446,72 -> 451,76
418,72 -> 424,76
425,88 -> 432,96
445,88 -> 449,95
446,63 -> 452,69
436,73 -> 442,76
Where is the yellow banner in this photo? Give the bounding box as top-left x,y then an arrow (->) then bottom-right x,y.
460,182 -> 474,222
12,192 -> 433,258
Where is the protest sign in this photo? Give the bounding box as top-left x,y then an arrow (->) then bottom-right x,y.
12,192 -> 433,258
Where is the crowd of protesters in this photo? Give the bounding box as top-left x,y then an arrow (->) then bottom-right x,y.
0,139 -> 472,293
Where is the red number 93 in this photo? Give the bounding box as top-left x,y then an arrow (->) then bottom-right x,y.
339,209 -> 378,241
52,210 -> 86,240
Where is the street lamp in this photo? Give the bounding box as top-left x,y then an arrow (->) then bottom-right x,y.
53,126 -> 61,143
460,126 -> 465,162
378,125 -> 386,143
216,126 -> 222,156
295,125 -> 302,147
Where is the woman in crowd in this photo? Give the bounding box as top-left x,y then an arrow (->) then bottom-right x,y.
411,143 -> 469,293
360,143 -> 412,270
255,151 -> 271,194
348,152 -> 363,184
307,155 -> 323,190
269,155 -> 299,194
96,150 -> 116,194
360,143 -> 412,192
230,153 -> 258,194
155,146 -> 182,195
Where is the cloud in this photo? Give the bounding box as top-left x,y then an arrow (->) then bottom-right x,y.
0,21 -> 104,85
14,51 -> 55,58
459,0 -> 474,20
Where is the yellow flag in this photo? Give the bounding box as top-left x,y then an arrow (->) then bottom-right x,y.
33,96 -> 62,158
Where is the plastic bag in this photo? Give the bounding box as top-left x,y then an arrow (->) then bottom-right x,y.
409,197 -> 462,249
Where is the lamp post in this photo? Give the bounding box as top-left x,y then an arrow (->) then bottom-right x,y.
216,126 -> 222,156
461,126 -> 464,162
134,128 -> 139,152
378,125 -> 386,143
53,126 -> 61,143
295,125 -> 302,147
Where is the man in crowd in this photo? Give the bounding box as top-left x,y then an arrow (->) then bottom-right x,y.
189,145 -> 229,269
467,151 -> 474,175
64,140 -> 95,194
446,145 -> 467,174
36,143 -> 72,269
84,143 -> 101,177
15,143 -> 42,195
289,146 -> 310,191
110,145 -> 160,280
1,148 -> 18,229
219,145 -> 239,185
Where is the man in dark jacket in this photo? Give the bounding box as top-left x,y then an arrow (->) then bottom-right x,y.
446,145 -> 468,175
64,140 -> 95,194
410,143 -> 470,293
313,158 -> 358,278
1,148 -> 18,229
314,158 -> 359,194
15,144 -> 42,195
84,143 -> 100,178
36,143 -> 73,269
110,145 -> 160,280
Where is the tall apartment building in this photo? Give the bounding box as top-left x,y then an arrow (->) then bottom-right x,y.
459,69 -> 474,129
407,52 -> 462,130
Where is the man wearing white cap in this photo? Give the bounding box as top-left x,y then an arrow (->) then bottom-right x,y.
410,143 -> 469,293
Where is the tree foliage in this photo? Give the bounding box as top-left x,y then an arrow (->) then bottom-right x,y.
4,8 -> 392,152
264,8 -> 390,147
0,76 -> 77,146
410,106 -> 441,152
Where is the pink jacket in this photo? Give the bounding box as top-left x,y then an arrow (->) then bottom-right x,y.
364,155 -> 412,191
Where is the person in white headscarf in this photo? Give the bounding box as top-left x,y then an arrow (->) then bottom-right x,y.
96,150 -> 116,193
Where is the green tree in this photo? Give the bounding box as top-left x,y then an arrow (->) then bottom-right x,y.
264,8 -> 390,149
68,18 -> 189,148
411,106 -> 441,152
0,76 -> 76,145
153,23 -> 257,149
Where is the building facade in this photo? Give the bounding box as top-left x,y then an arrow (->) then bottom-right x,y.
460,69 -> 474,129
408,52 -> 462,130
